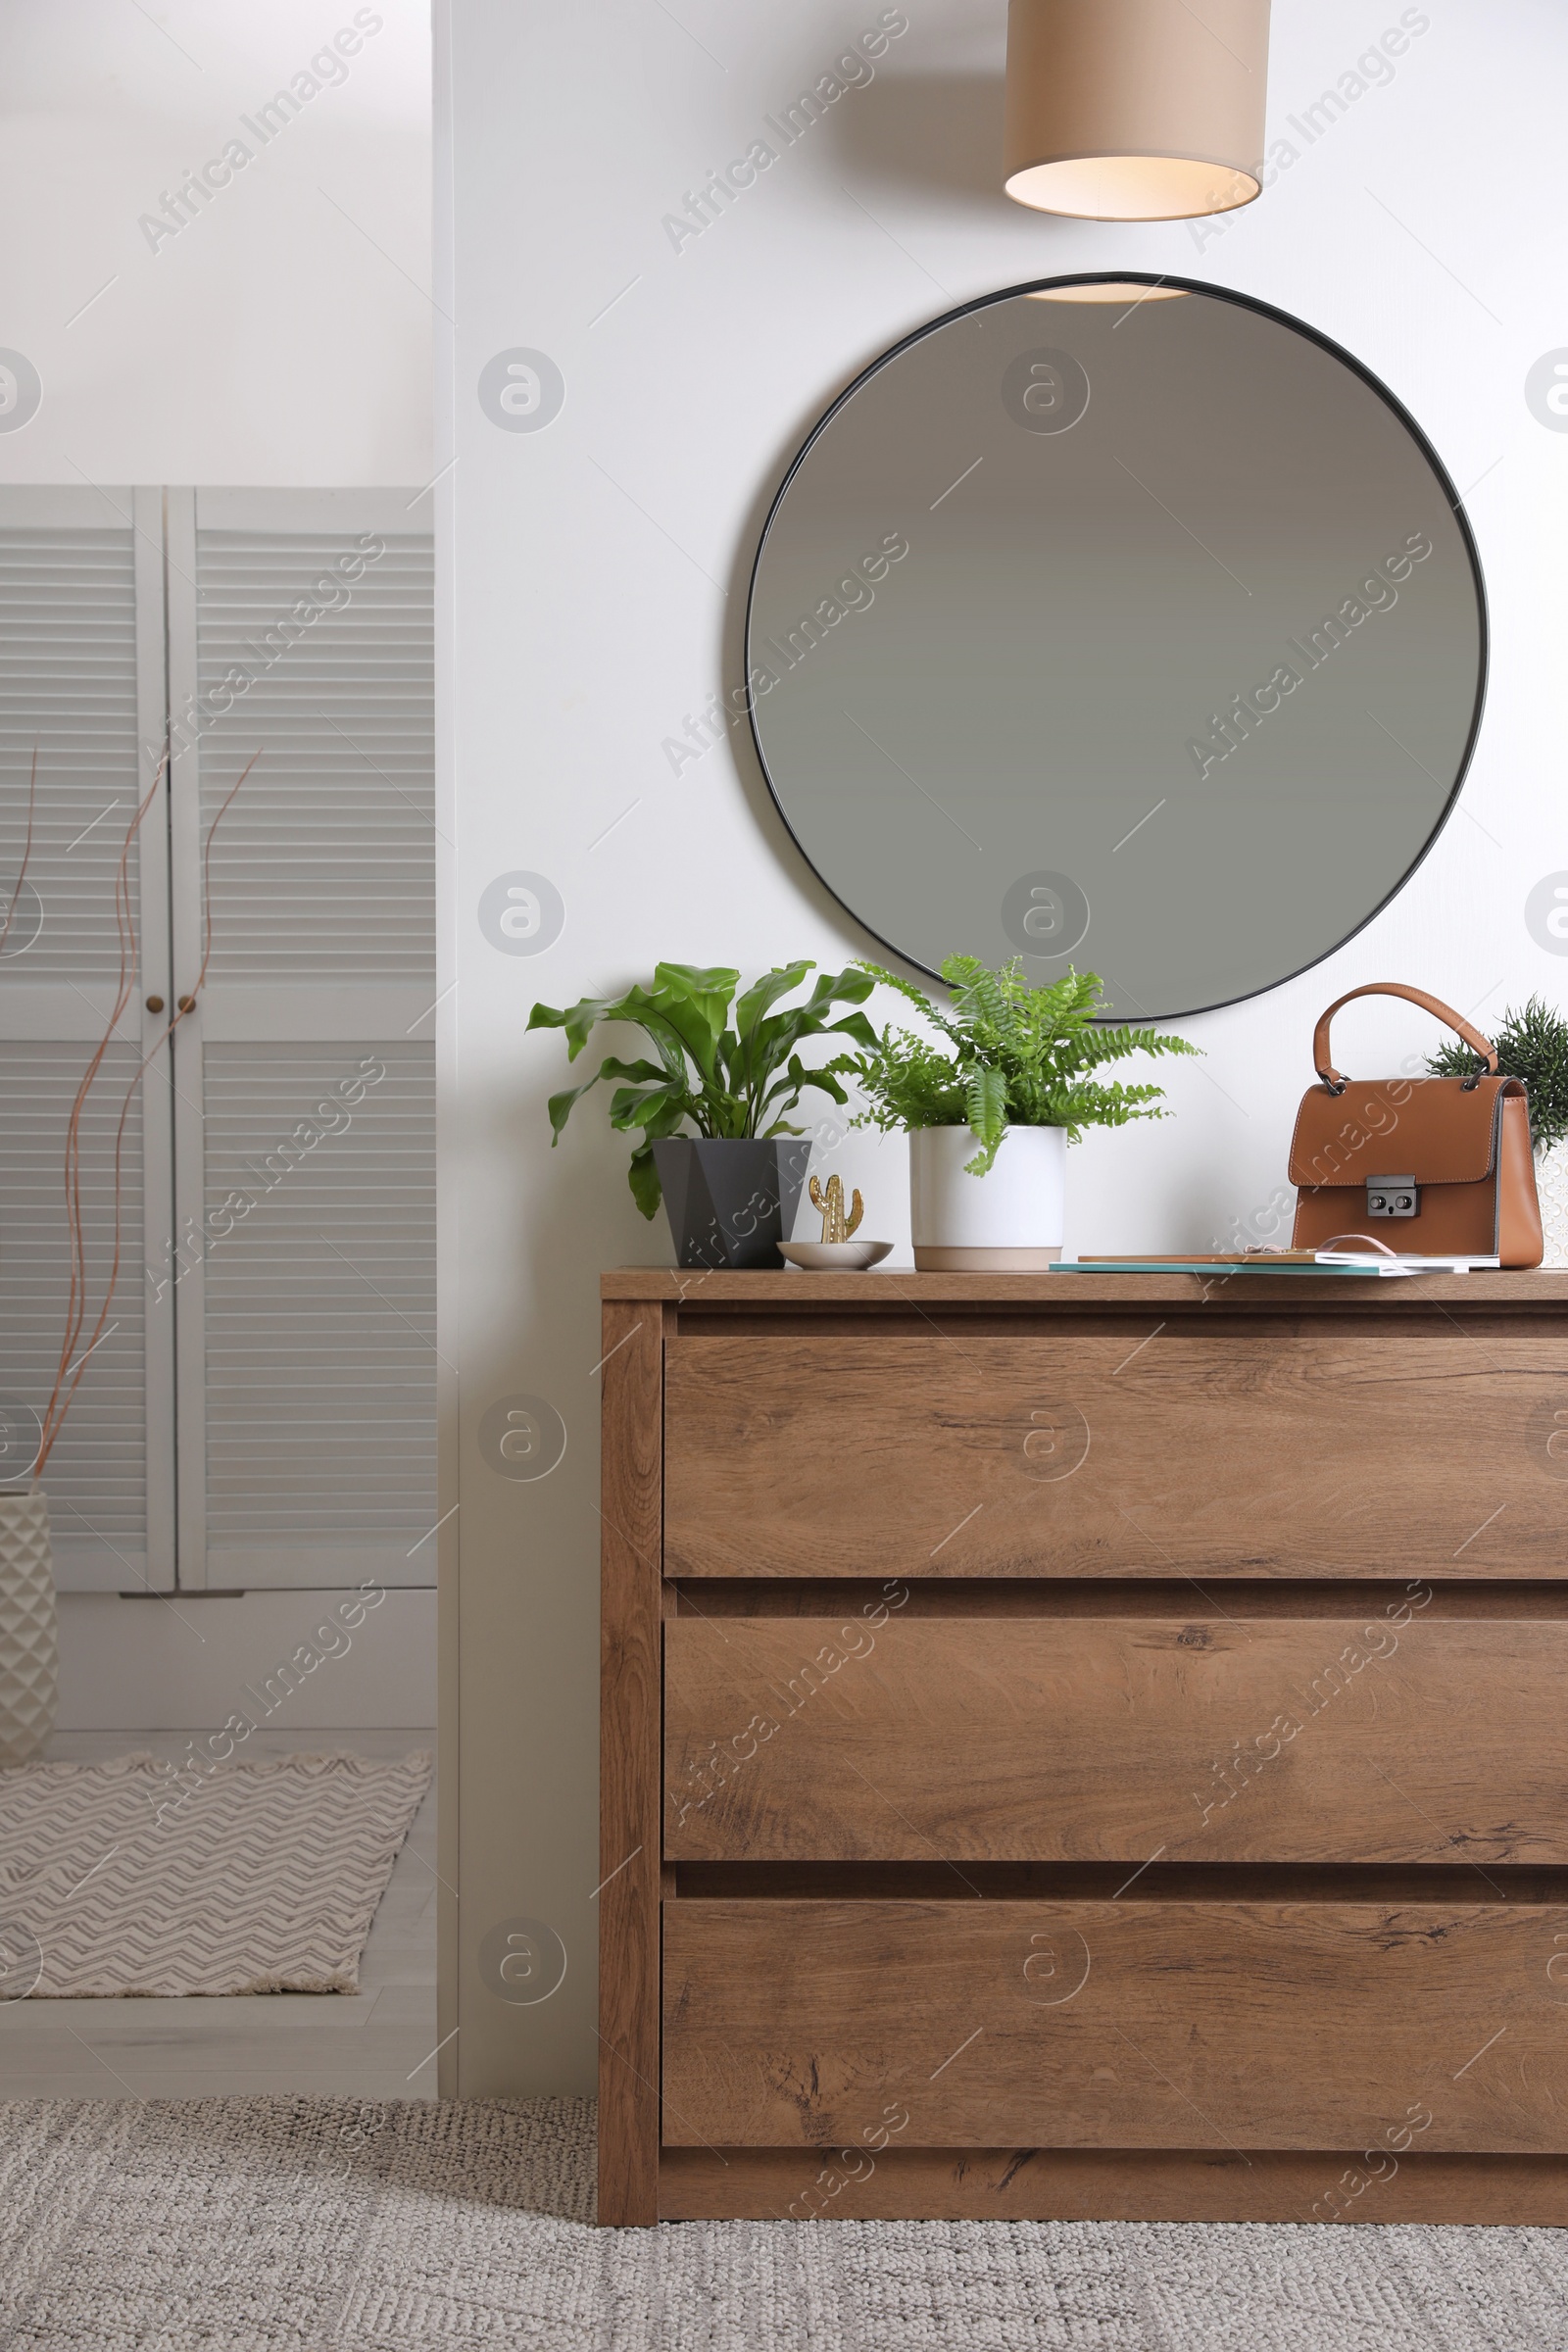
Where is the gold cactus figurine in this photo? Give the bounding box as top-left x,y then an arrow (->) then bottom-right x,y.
809,1172 -> 863,1245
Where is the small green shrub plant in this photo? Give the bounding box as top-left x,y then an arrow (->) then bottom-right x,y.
1427,995 -> 1568,1152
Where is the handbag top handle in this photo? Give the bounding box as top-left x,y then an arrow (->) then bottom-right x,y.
1313,982 -> 1498,1094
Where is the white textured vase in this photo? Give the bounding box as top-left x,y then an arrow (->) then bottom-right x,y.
1537,1143 -> 1568,1268
0,1486 -> 59,1764
909,1124 -> 1066,1271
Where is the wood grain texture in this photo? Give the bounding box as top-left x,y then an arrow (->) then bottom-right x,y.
597,1299 -> 667,2227
597,1273 -> 1568,2220
658,2144 -> 1568,2225
604,1267 -> 1568,1306
662,1899 -> 1568,2153
663,1614 -> 1568,1865
663,1333 -> 1568,1578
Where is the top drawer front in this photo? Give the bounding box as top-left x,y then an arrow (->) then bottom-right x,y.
664,1332 -> 1567,1577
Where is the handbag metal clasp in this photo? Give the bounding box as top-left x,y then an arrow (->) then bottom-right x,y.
1366,1175 -> 1419,1219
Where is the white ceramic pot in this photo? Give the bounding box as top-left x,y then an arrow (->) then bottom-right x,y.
908,1124 -> 1066,1271
1537,1142 -> 1568,1268
0,1485 -> 59,1764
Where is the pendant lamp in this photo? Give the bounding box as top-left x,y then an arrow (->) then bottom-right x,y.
1004,0 -> 1271,221
1024,280 -> 1190,301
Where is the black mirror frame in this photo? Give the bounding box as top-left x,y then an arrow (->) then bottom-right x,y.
742,270 -> 1489,1018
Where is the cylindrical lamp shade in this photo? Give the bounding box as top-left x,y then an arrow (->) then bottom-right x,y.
1004,0 -> 1271,220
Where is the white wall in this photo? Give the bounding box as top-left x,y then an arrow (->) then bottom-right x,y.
0,0 -> 431,484
440,0 -> 1568,2095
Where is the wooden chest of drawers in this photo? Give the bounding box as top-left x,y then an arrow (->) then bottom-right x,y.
598,1268 -> 1568,2227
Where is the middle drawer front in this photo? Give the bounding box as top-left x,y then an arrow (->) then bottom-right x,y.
662,1898 -> 1568,2152
664,1614 -> 1568,1863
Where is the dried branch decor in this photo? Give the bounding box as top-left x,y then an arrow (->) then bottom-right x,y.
18,749 -> 262,1479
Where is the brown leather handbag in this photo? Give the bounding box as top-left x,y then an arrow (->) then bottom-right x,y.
1290,983 -> 1544,1266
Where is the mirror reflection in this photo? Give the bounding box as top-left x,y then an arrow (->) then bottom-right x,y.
746,276 -> 1485,1018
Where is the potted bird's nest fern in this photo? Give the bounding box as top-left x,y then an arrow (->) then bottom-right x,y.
833,956 -> 1199,1268
528,959 -> 876,1267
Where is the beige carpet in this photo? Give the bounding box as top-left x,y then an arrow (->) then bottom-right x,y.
0,1750 -> 431,1995
0,2098 -> 1563,2350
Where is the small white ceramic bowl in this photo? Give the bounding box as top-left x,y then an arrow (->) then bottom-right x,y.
778,1240 -> 894,1272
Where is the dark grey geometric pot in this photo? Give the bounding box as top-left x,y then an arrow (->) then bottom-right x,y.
652,1138 -> 811,1270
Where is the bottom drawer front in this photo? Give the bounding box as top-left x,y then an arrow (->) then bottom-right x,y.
662,1900 -> 1568,2153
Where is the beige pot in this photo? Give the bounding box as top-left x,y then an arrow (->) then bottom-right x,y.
0,1485 -> 59,1764
1537,1143 -> 1568,1269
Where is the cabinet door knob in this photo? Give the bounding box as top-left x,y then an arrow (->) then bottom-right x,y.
145,994 -> 165,1013
177,994 -> 196,1013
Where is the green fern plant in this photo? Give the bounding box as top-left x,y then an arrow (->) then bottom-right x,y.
833,956 -> 1200,1174
1427,995 -> 1568,1153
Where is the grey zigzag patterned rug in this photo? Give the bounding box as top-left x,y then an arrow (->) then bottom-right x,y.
0,1750 -> 431,1995
1,2097 -> 1566,2351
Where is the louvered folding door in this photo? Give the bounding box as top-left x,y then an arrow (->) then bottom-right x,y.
165,491 -> 437,1589
0,488 -> 174,1590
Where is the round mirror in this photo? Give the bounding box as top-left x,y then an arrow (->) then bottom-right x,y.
745,275 -> 1486,1019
